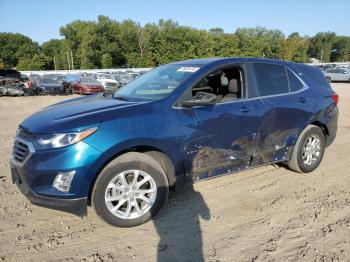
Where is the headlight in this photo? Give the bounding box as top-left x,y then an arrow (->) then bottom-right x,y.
33,127 -> 97,150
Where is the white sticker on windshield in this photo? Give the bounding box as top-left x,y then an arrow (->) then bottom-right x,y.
177,67 -> 200,73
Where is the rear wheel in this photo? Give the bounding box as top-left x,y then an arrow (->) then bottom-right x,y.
92,152 -> 169,227
287,125 -> 326,173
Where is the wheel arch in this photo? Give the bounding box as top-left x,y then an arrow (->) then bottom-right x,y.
87,145 -> 177,205
310,120 -> 329,137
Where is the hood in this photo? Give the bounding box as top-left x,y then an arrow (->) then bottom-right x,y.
99,79 -> 118,83
20,94 -> 151,133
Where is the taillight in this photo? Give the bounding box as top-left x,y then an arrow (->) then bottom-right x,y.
331,93 -> 339,105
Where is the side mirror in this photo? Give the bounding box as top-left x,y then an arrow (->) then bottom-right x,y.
182,92 -> 217,107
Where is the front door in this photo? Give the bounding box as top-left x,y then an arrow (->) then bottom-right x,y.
180,65 -> 264,181
185,99 -> 262,181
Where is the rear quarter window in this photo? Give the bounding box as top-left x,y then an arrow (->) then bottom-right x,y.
251,63 -> 289,96
287,69 -> 304,92
292,64 -> 331,89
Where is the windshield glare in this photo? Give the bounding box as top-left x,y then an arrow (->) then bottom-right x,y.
114,64 -> 201,101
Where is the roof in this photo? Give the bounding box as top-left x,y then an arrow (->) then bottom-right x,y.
172,57 -> 299,66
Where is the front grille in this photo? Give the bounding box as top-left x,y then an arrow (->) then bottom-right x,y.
12,139 -> 30,163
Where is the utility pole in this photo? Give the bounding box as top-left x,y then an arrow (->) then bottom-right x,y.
66,52 -> 70,70
71,49 -> 74,70
53,57 -> 57,71
320,49 -> 324,62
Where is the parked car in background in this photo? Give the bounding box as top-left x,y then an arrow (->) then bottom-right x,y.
26,74 -> 40,94
35,77 -> 66,95
93,73 -> 120,91
324,69 -> 350,83
71,77 -> 105,95
11,58 -> 338,227
62,74 -> 81,93
42,74 -> 65,83
0,69 -> 25,96
112,73 -> 133,86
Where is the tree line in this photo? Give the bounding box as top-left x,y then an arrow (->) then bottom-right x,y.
1,16 -> 349,71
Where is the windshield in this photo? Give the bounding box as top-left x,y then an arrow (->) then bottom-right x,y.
81,77 -> 100,84
99,74 -> 114,80
41,78 -> 59,84
114,64 -> 201,101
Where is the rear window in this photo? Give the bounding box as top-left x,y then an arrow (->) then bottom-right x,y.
252,63 -> 289,96
287,69 -> 304,92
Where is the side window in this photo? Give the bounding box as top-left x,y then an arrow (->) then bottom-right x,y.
252,63 -> 289,96
287,69 -> 304,92
190,66 -> 245,103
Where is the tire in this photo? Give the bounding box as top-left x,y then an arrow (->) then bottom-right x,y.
92,152 -> 169,227
287,125 -> 326,173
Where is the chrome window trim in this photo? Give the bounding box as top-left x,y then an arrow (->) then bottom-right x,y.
173,64 -> 309,109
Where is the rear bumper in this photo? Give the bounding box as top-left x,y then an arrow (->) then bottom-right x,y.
325,106 -> 338,147
11,162 -> 87,217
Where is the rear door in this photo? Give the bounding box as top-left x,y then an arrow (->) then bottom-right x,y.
246,63 -> 312,166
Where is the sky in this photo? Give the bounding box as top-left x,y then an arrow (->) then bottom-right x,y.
1,0 -> 349,44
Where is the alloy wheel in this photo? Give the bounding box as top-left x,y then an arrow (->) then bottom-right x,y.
104,170 -> 157,219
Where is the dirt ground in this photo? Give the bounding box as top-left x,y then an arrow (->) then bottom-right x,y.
0,83 -> 349,262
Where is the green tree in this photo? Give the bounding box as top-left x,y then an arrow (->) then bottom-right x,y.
308,32 -> 336,62
0,33 -> 40,68
101,53 -> 113,68
282,33 -> 309,62
330,37 -> 350,62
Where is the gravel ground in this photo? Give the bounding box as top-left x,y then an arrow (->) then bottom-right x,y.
0,83 -> 349,262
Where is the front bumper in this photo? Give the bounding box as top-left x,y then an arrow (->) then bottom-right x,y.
81,88 -> 105,95
11,163 -> 87,217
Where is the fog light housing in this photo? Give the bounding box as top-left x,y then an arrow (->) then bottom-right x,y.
53,171 -> 76,192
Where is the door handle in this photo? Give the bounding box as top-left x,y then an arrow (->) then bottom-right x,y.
299,97 -> 307,103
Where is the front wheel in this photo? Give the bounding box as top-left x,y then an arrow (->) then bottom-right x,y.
92,152 -> 169,227
287,125 -> 326,173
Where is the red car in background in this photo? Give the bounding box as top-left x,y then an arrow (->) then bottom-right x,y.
71,77 -> 105,95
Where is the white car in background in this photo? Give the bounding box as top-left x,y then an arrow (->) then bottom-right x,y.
324,69 -> 350,83
93,73 -> 120,91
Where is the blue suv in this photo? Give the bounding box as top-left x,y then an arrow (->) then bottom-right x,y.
11,58 -> 338,227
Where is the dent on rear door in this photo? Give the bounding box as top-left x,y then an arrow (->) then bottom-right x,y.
252,94 -> 313,166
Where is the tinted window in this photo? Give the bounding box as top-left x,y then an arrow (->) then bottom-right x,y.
41,78 -> 58,84
287,69 -> 304,92
252,63 -> 289,96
